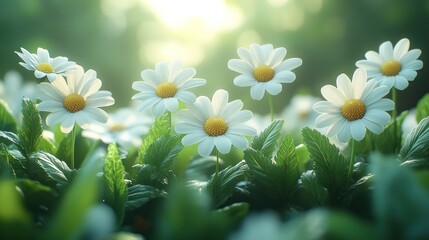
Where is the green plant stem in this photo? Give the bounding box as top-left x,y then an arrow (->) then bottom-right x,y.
70,125 -> 77,169
268,95 -> 274,122
348,139 -> 356,180
216,149 -> 219,176
391,88 -> 398,153
167,111 -> 172,131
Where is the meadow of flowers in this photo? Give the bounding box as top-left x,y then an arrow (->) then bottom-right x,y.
1,39 -> 429,240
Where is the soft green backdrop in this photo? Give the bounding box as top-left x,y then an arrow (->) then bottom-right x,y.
1,0 -> 428,114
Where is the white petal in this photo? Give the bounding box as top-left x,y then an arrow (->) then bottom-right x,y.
400,49 -> 421,64
46,111 -> 68,126
274,71 -> 295,83
337,74 -> 354,99
321,85 -> 345,106
163,98 -> 179,112
365,51 -> 383,64
47,73 -> 57,82
175,123 -> 202,134
313,101 -> 339,114
268,47 -> 286,67
276,58 -> 302,71
379,77 -> 395,89
174,68 -> 196,86
363,86 -> 389,105
315,113 -> 341,128
379,41 -> 394,60
37,48 -> 50,63
233,75 -> 256,87
175,91 -> 196,103
155,62 -> 169,81
228,59 -> 254,74
250,83 -> 266,100
169,60 -> 184,80
181,132 -> 207,146
225,133 -> 249,149
352,68 -> 367,99
327,119 -> 347,137
136,98 -> 161,112
362,119 -> 384,134
393,76 -> 409,90
393,38 -> 410,60
212,89 -> 229,116
226,110 -> 253,125
250,44 -> 265,65
153,100 -> 167,116
350,120 -> 366,141
265,82 -> 282,95
403,60 -> 423,71
37,100 -> 64,112
337,122 -> 351,143
141,69 -> 161,85
237,47 -> 256,67
34,70 -> 46,79
222,100 -> 244,120
367,98 -> 394,111
355,60 -> 380,71
364,109 -> 391,126
83,108 -> 109,123
214,136 -> 232,154
132,81 -> 156,92
228,125 -> 257,136
398,69 -> 417,80
198,137 -> 215,156
179,78 -> 206,91
60,114 -> 77,133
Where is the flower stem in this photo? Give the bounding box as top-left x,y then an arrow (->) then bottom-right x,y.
268,95 -> 274,122
216,149 -> 219,176
167,111 -> 172,133
348,139 -> 356,180
70,125 -> 77,169
392,88 -> 398,153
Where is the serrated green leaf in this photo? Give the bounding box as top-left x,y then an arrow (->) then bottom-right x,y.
204,161 -> 248,207
0,131 -> 24,152
302,128 -> 349,198
104,143 -> 128,225
251,119 -> 283,158
125,184 -> 167,211
7,149 -> 28,178
275,134 -> 300,196
0,100 -> 17,133
371,153 -> 429,240
137,113 -> 171,164
28,151 -> 75,191
416,93 -> 429,122
19,99 -> 43,156
56,128 -> 77,169
300,170 -> 328,206
400,116 -> 429,162
44,153 -> 102,239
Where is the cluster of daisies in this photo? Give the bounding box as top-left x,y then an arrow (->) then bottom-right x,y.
12,38 -> 422,159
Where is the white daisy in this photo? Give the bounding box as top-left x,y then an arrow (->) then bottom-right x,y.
82,107 -> 154,150
356,38 -> 423,90
15,47 -> 76,82
132,60 -> 206,117
228,43 -> 302,100
175,89 -> 257,156
313,68 -> 394,143
0,70 -> 37,119
37,65 -> 115,133
282,95 -> 320,132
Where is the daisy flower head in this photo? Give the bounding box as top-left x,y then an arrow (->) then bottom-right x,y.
175,89 -> 257,157
356,38 -> 423,90
37,65 -> 115,133
15,47 -> 76,82
82,107 -> 154,150
132,60 -> 206,117
228,43 -> 302,100
313,68 -> 394,143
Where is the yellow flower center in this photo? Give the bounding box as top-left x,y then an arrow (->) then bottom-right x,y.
253,65 -> 275,82
63,94 -> 85,113
37,63 -> 55,73
298,110 -> 310,120
341,99 -> 366,121
204,117 -> 228,136
380,60 -> 401,76
109,123 -> 125,132
156,82 -> 177,98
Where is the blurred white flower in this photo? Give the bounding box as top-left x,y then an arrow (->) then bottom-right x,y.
313,68 -> 394,143
175,89 -> 257,156
132,60 -> 206,117
356,38 -> 423,90
15,47 -> 76,82
246,113 -> 271,134
282,95 -> 320,132
228,43 -> 302,100
37,66 -> 114,133
402,108 -> 417,139
82,107 -> 154,150
0,70 -> 37,119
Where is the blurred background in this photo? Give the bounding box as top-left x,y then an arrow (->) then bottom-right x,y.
1,0 -> 428,115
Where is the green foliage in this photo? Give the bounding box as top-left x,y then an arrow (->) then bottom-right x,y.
134,134 -> 183,187
213,202 -> 249,226
299,170 -> 328,207
56,128 -> 78,169
302,127 -> 349,200
400,116 -> 429,164
104,143 -> 128,225
251,119 -> 283,158
126,184 -> 167,211
15,179 -> 58,212
371,153 -> 429,240
137,113 -> 171,164
28,151 -> 75,192
44,154 -> 102,239
18,99 -> 43,156
0,131 -> 24,153
0,100 -> 17,133
416,93 -> 429,122
204,161 -> 248,208
0,144 -> 14,178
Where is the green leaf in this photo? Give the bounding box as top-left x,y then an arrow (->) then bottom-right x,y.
204,161 -> 248,207
0,144 -> 15,178
44,153 -> 102,239
299,170 -> 328,207
103,143 -> 128,225
137,113 -> 171,164
400,116 -> 429,162
0,100 -> 17,133
56,128 -> 78,169
125,184 -> 167,211
275,134 -> 300,195
28,151 -> 75,191
251,119 -> 283,158
0,131 -> 24,152
19,99 -> 43,156
15,179 -> 58,211
213,202 -> 249,226
37,135 -> 56,154
7,149 -> 28,178
371,153 -> 429,240
416,93 -> 429,122
302,127 -> 349,198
